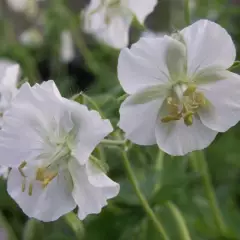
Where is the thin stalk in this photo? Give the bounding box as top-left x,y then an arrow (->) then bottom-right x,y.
189,151 -> 227,235
184,0 -> 191,25
166,202 -> 192,240
122,151 -> 170,240
64,212 -> 85,239
0,211 -> 18,240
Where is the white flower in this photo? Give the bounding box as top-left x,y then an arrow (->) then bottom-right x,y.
118,19 -> 240,156
60,31 -> 75,63
19,28 -> 43,47
82,0 -> 157,49
6,0 -> 44,16
0,61 -> 20,127
0,80 -> 119,221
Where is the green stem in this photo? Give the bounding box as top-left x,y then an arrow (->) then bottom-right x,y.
189,151 -> 227,235
122,151 -> 170,240
23,219 -> 44,240
0,211 -> 18,240
184,0 -> 191,25
166,202 -> 192,240
101,139 -> 126,145
155,150 -> 164,171
64,212 -> 85,239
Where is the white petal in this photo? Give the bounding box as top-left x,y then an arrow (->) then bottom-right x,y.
119,89 -> 165,145
1,64 -> 20,88
125,0 -> 157,24
155,117 -> 217,156
118,36 -> 186,94
198,71 -> 240,132
181,20 -> 236,76
0,82 -> 64,167
60,31 -> 75,63
99,12 -> 132,49
7,168 -> 76,222
69,160 -> 119,220
65,100 -> 113,165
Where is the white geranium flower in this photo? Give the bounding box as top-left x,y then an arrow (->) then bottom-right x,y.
19,28 -> 43,47
6,0 -> 44,17
0,61 -> 20,127
118,20 -> 240,156
0,80 -> 119,221
60,31 -> 75,63
83,0 -> 157,48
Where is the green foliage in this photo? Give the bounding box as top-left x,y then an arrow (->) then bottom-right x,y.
1,0 -> 240,239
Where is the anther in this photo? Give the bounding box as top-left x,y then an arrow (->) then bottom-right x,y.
18,161 -> 27,177
28,183 -> 33,196
21,179 -> 26,192
161,115 -> 181,123
184,112 -> 193,126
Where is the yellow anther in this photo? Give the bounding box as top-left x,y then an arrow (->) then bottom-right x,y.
183,84 -> 197,96
18,161 -> 27,177
161,115 -> 181,123
21,179 -> 26,192
184,112 -> 193,126
28,183 -> 33,196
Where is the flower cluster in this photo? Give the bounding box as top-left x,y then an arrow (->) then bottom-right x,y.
1,17 -> 240,223
82,0 -> 158,48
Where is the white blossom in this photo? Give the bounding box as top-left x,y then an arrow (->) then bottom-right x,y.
0,61 -> 20,127
0,80 -> 119,221
6,0 -> 44,16
19,28 -> 43,47
82,0 -> 157,49
60,31 -> 75,63
118,20 -> 240,156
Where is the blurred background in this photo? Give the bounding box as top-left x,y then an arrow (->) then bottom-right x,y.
1,0 -> 240,239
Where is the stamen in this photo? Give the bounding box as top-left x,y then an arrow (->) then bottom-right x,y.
18,161 -> 27,177
183,84 -> 197,96
21,179 -> 26,192
28,182 -> 33,196
161,115 -> 181,123
183,112 -> 194,126
161,84 -> 207,126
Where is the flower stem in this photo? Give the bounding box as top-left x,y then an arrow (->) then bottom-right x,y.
184,0 -> 191,25
0,211 -> 18,240
121,151 -> 170,240
189,151 -> 227,235
64,212 -> 85,239
166,202 -> 192,240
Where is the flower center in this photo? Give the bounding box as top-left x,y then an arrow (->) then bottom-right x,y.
18,139 -> 72,196
161,84 -> 207,126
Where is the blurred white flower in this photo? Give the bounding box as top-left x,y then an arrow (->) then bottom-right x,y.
0,61 -> 20,127
118,20 -> 240,156
6,0 -> 44,17
60,31 -> 75,63
19,28 -> 43,47
83,0 -> 157,49
0,80 -> 119,221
